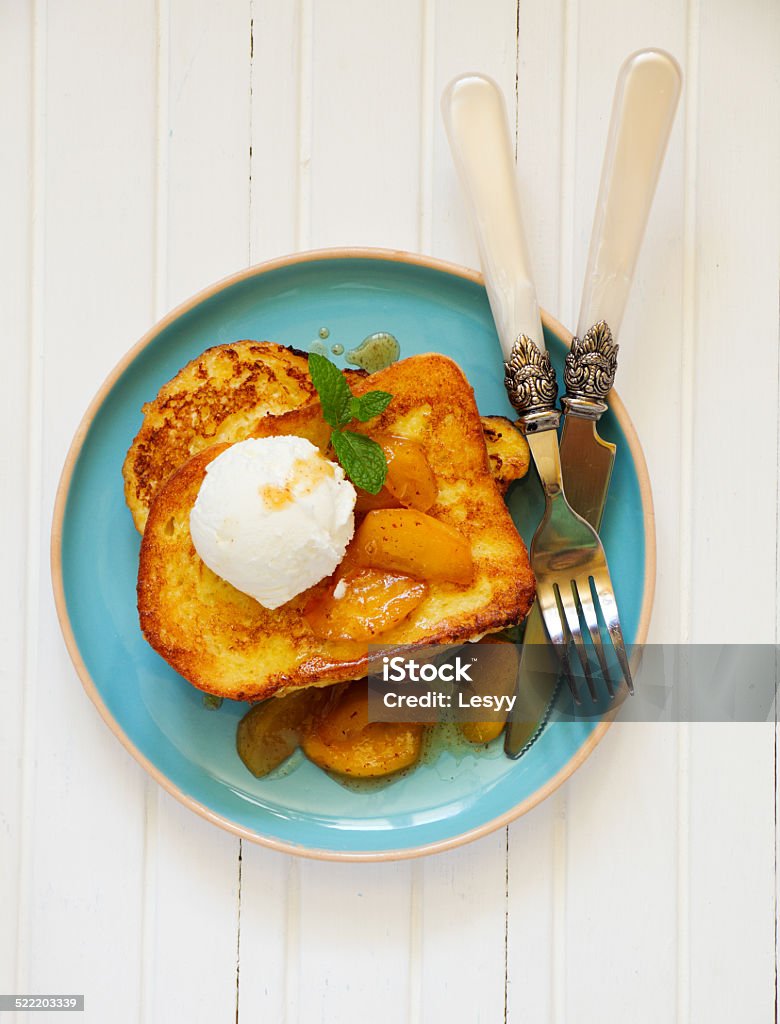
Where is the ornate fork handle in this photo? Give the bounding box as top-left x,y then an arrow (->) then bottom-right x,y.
503,334 -> 568,502
503,335 -> 561,434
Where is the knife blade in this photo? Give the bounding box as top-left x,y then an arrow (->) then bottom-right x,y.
505,48 -> 681,757
559,412 -> 616,532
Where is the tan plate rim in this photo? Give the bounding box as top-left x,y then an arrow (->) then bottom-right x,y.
51,245 -> 656,863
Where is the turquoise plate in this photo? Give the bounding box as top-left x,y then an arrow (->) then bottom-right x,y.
52,249 -> 654,860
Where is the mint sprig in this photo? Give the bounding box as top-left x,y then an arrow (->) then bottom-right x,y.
308,352 -> 393,494
307,351 -> 353,428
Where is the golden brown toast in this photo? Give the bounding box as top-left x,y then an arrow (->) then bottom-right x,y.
123,340 -> 366,533
138,354 -> 536,700
123,340 -> 529,532
481,416 -> 532,493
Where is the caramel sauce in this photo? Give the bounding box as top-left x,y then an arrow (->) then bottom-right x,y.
292,453 -> 335,489
259,483 -> 294,509
258,453 -> 336,509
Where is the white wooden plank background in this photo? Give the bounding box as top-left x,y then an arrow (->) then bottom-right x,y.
2,1 -> 779,1022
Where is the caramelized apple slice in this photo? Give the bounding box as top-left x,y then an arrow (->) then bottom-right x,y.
314,680 -> 370,744
351,509 -> 474,585
354,485 -> 402,514
236,687 -> 330,777
458,636 -> 518,744
459,720 -> 506,744
303,568 -> 427,640
354,435 -> 437,513
302,723 -> 423,777
382,435 -> 437,510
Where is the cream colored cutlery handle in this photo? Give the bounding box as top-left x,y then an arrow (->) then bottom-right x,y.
576,49 -> 682,339
442,73 -> 544,358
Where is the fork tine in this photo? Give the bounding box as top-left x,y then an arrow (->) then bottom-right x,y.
536,587 -> 581,704
574,581 -> 614,697
591,576 -> 634,694
556,582 -> 597,702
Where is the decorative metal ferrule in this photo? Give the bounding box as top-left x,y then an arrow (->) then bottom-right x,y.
563,320 -> 618,405
504,334 -> 560,434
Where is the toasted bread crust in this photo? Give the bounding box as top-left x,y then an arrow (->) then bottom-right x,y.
138,354 -> 535,700
481,416 -> 531,493
123,340 -> 365,533
123,340 -> 529,533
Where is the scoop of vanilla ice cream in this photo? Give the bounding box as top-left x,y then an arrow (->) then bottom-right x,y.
189,436 -> 356,610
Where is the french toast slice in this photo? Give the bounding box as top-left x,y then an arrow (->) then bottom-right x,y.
123,340 -> 529,532
138,354 -> 536,701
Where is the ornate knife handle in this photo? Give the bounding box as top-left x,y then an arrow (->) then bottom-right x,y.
504,335 -> 560,435
561,320 -> 619,420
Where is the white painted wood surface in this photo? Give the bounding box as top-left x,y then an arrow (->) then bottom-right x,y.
3,1 -> 778,1021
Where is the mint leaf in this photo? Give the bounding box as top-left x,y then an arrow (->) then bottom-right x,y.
331,430 -> 389,494
307,353 -> 394,491
308,352 -> 352,428
349,390 -> 393,423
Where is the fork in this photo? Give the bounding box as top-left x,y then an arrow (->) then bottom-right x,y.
442,72 -> 632,701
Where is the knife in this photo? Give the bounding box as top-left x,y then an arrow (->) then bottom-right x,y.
504,48 -> 682,756
560,49 -> 682,528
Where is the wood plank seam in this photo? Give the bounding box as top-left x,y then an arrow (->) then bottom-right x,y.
513,0 -> 520,162
140,781 -> 159,1023
248,1 -> 255,268
15,0 -> 47,997
408,859 -> 424,1024
153,0 -> 170,323
503,826 -> 510,1023
769,276 -> 773,1019
557,0 -> 579,330
417,0 -> 434,254
295,0 -> 313,251
284,857 -> 301,1024
677,0 -> 701,1017
234,842 -> 243,1023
